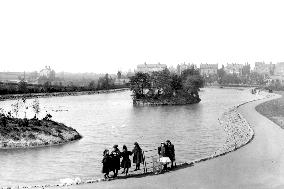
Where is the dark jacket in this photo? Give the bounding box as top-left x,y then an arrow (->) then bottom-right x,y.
158,146 -> 167,157
102,154 -> 111,173
167,144 -> 175,161
121,151 -> 132,168
132,146 -> 144,164
110,148 -> 121,170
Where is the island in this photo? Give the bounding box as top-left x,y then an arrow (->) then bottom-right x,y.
0,109 -> 82,149
129,68 -> 204,106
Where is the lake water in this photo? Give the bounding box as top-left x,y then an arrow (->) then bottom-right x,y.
0,88 -> 255,187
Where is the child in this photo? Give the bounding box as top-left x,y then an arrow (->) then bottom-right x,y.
120,145 -> 132,175
102,149 -> 111,179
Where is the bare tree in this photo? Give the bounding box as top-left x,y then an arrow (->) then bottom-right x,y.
32,98 -> 40,118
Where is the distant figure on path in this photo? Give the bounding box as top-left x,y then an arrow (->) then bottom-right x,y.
102,149 -> 111,179
132,142 -> 144,171
166,140 -> 175,169
158,142 -> 171,171
111,144 -> 121,177
120,145 -> 132,175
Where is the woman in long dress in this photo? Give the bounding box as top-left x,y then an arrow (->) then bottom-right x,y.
158,142 -> 171,171
166,140 -> 175,169
110,144 -> 121,177
102,149 -> 111,179
132,142 -> 144,171
120,145 -> 132,175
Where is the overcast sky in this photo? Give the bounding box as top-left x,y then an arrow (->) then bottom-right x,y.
1,0 -> 284,73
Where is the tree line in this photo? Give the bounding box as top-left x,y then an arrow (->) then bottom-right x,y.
0,73 -> 127,95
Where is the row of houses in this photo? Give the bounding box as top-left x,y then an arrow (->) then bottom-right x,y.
135,62 -> 238,76
136,61 -> 284,76
134,62 -> 284,86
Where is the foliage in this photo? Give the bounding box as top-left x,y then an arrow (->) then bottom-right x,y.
97,73 -> 115,90
0,114 -> 7,127
0,78 -> 126,95
130,68 -> 204,102
18,80 -> 28,93
43,113 -> 52,121
17,118 -> 29,127
22,97 -> 28,118
11,99 -> 22,118
181,68 -> 204,93
129,72 -> 151,98
217,65 -> 226,83
32,98 -> 40,118
88,80 -> 96,90
151,69 -> 172,96
171,74 -> 183,92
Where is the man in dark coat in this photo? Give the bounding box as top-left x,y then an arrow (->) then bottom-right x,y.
166,140 -> 175,168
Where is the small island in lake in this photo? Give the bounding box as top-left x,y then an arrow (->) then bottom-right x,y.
0,99 -> 82,149
129,68 -> 204,106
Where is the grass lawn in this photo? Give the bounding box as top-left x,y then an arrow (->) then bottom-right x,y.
256,91 -> 284,129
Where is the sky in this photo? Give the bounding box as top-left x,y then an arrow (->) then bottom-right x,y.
1,0 -> 284,74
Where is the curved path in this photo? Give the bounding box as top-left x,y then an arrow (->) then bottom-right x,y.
63,94 -> 284,189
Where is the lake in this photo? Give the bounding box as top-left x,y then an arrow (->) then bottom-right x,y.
0,88 -> 256,187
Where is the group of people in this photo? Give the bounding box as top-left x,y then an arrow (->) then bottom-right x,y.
158,140 -> 175,172
102,140 -> 175,179
102,142 -> 144,179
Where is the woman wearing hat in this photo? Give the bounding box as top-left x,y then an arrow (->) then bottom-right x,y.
110,144 -> 121,177
132,142 -> 144,171
158,142 -> 171,172
166,140 -> 175,169
102,149 -> 111,179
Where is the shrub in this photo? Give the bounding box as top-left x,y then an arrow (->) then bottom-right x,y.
43,113 -> 52,121
17,118 -> 29,127
28,133 -> 36,140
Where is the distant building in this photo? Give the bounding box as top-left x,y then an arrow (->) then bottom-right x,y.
136,62 -> 167,73
268,75 -> 284,85
224,63 -> 244,75
274,62 -> 284,76
39,66 -> 52,77
114,78 -> 130,86
199,63 -> 218,76
114,70 -> 130,86
37,66 -> 55,84
254,62 -> 274,75
0,72 -> 23,83
177,63 -> 197,75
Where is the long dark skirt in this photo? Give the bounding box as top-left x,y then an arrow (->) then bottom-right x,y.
111,157 -> 121,170
121,158 -> 131,169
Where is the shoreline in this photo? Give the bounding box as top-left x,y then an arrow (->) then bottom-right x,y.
60,90 -> 281,189
0,89 -> 273,189
0,88 -> 129,101
0,118 -> 82,150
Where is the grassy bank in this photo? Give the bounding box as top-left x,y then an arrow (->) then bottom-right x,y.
0,115 -> 82,149
255,91 -> 284,129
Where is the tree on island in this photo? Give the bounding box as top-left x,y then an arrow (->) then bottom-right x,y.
129,72 -> 151,99
151,69 -> 173,96
129,68 -> 204,105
